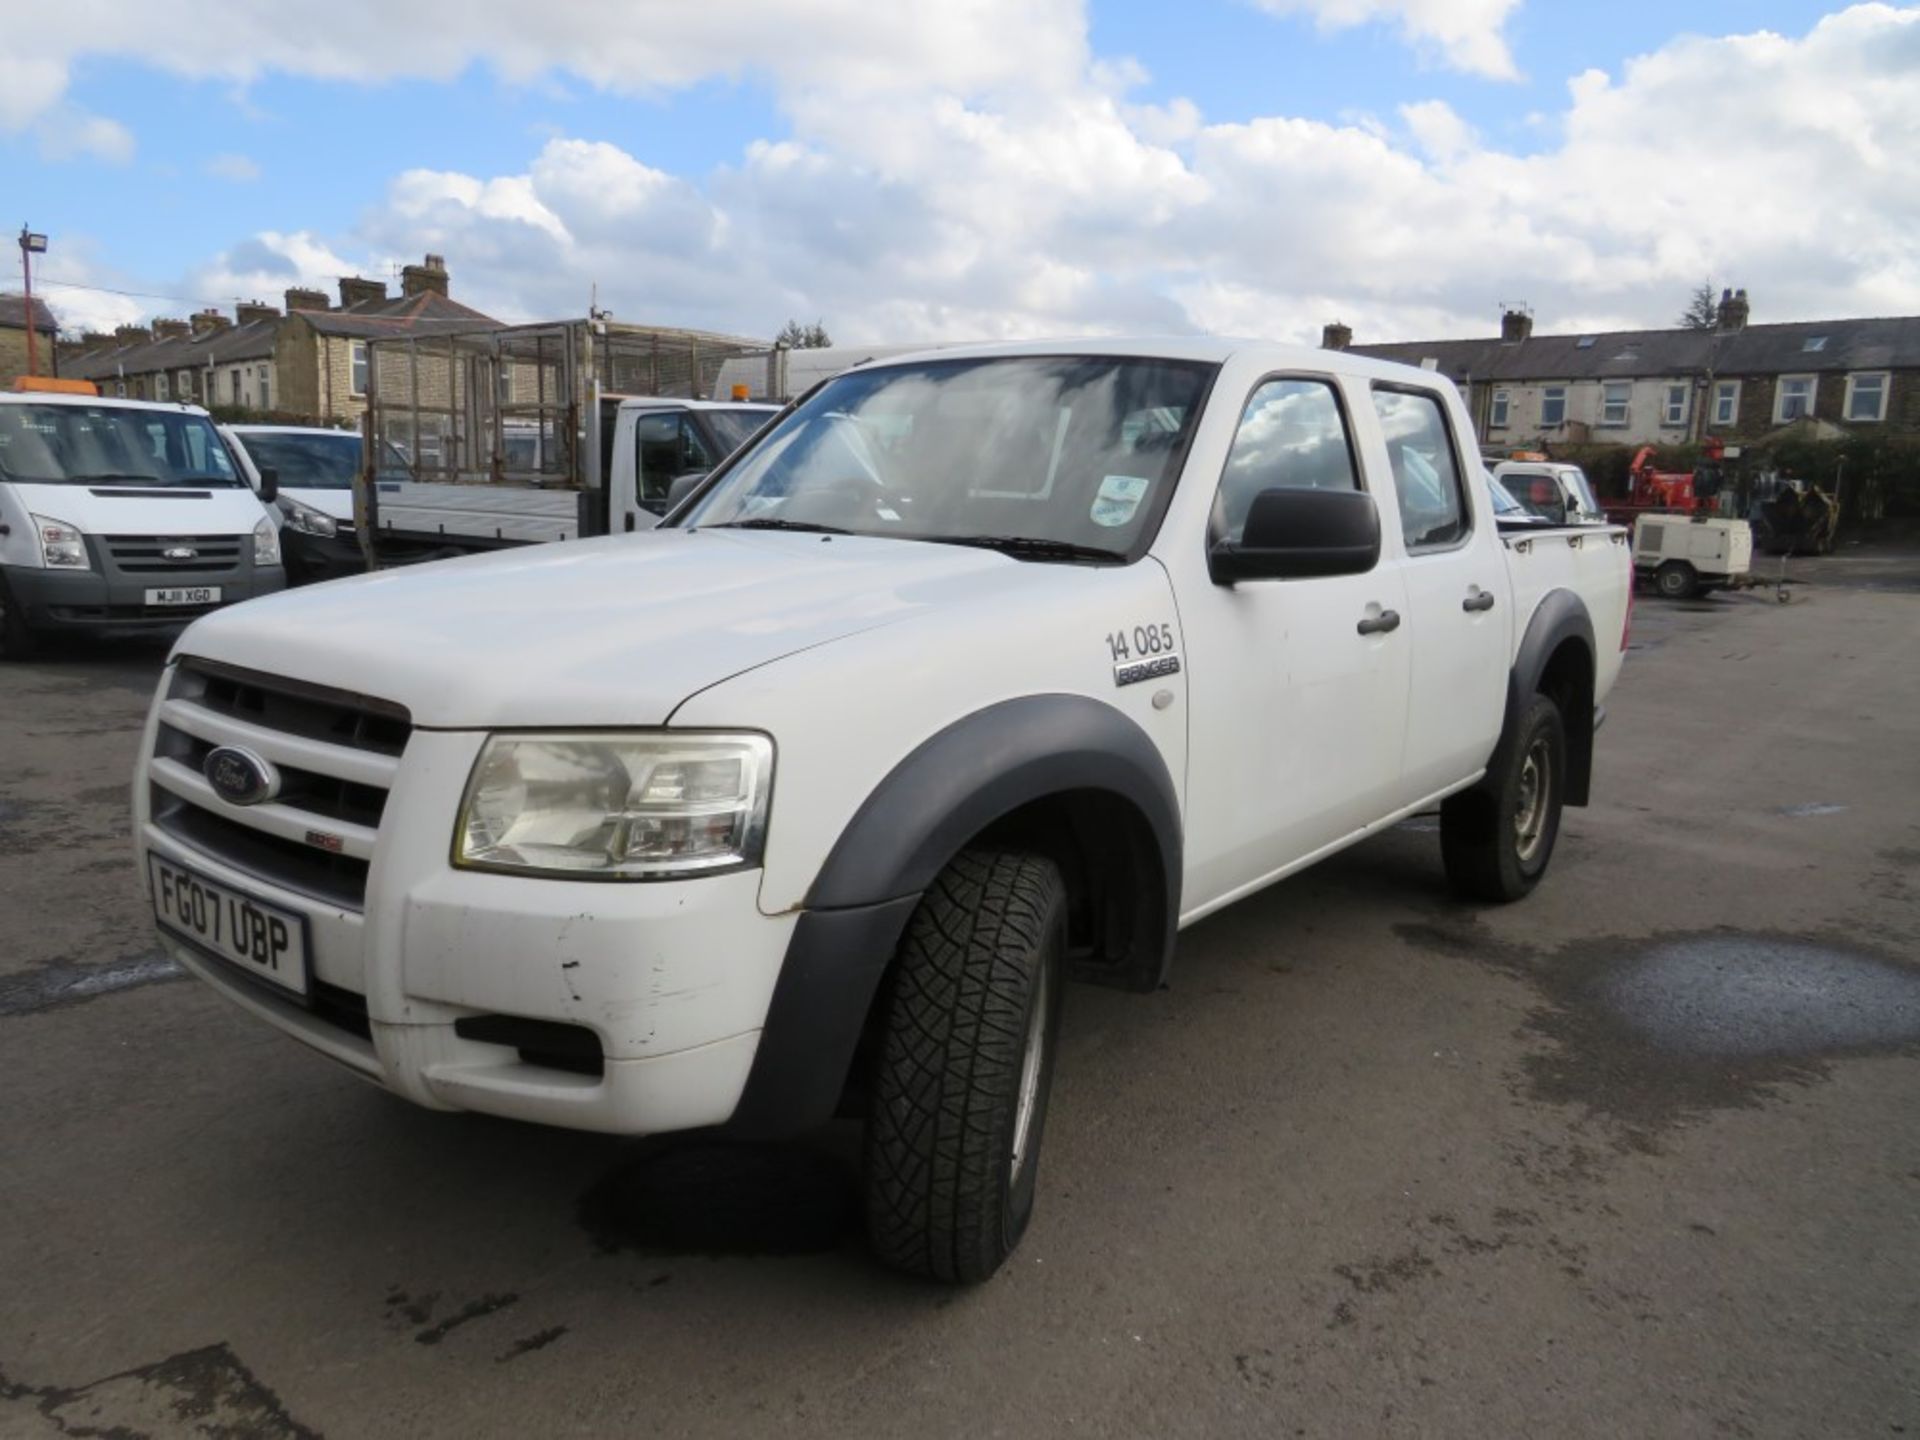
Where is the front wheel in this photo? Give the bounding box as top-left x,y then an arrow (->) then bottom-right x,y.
1440,694 -> 1567,903
865,848 -> 1067,1283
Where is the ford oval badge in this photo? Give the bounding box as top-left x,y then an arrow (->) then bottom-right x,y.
204,746 -> 279,806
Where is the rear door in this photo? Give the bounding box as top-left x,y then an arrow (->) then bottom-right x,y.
1363,384 -> 1509,802
1173,373 -> 1411,912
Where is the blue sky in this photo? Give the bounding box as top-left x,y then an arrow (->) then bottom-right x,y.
5,2 -> 1906,342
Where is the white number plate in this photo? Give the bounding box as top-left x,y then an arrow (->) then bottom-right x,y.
146,586 -> 221,607
149,854 -> 309,996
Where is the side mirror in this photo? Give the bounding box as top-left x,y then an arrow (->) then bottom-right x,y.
664,470 -> 709,515
256,467 -> 279,503
1209,487 -> 1380,584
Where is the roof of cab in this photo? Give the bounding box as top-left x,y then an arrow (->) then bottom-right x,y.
828,335 -> 1464,388
0,389 -> 209,416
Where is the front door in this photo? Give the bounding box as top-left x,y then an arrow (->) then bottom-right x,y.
1176,375 -> 1411,916
1366,384 -> 1508,803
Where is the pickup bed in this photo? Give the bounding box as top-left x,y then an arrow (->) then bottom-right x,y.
133,338 -> 1628,1282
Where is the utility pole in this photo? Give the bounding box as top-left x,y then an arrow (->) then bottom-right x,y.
19,227 -> 49,377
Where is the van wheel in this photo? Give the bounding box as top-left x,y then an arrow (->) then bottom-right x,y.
865,848 -> 1066,1284
1654,561 -> 1698,599
0,579 -> 39,661
1440,694 -> 1566,903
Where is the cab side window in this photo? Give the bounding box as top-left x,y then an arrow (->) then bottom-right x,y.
635,411 -> 715,509
1370,387 -> 1468,550
1212,378 -> 1358,545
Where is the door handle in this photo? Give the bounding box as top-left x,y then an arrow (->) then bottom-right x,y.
1462,589 -> 1496,613
1357,609 -> 1401,636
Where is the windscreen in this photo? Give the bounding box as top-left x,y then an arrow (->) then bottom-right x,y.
702,407 -> 775,455
235,431 -> 360,489
679,356 -> 1217,561
0,404 -> 244,487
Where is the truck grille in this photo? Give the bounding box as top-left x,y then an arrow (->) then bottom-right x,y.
147,659 -> 411,911
106,534 -> 246,575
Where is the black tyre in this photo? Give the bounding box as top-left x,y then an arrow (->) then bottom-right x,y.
1654,560 -> 1698,600
0,578 -> 39,662
1440,694 -> 1567,903
865,848 -> 1067,1283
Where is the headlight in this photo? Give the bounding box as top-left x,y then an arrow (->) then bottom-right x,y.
455,733 -> 774,880
278,498 -> 338,538
31,515 -> 91,571
252,517 -> 281,567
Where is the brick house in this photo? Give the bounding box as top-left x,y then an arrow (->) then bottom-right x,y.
1344,291 -> 1920,448
1,294 -> 59,378
64,255 -> 496,423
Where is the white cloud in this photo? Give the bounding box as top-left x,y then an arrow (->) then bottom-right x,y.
1247,0 -> 1525,80
60,5 -> 1920,352
205,152 -> 261,182
33,106 -> 134,164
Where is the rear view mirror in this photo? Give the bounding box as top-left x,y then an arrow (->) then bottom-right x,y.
256,467 -> 279,503
1209,487 -> 1380,584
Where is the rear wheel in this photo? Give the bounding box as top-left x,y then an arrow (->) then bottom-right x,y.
1654,560 -> 1698,600
1441,694 -> 1567,902
0,578 -> 40,661
865,848 -> 1067,1283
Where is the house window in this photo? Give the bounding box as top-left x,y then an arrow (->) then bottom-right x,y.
156,372 -> 170,401
258,365 -> 271,410
232,370 -> 244,404
114,381 -> 126,397
1601,382 -> 1631,427
1845,372 -> 1889,423
1775,374 -> 1816,422
1712,381 -> 1741,426
497,366 -> 514,406
1489,390 -> 1510,429
177,369 -> 193,398
1662,384 -> 1689,427
1541,386 -> 1567,426
351,341 -> 369,396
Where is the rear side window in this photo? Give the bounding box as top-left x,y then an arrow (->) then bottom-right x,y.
1212,378 -> 1358,545
1371,387 -> 1468,550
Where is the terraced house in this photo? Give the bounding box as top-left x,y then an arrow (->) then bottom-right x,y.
64,255 -> 497,426
1341,290 -> 1920,449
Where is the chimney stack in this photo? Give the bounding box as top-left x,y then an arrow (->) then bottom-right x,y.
339,276 -> 387,308
1500,306 -> 1533,344
400,252 -> 449,299
1716,287 -> 1750,332
114,324 -> 152,345
284,286 -> 329,313
1321,321 -> 1352,352
190,308 -> 232,337
235,300 -> 281,326
152,318 -> 191,340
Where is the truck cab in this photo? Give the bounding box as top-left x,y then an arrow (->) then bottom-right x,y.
0,383 -> 283,659
1492,460 -> 1605,526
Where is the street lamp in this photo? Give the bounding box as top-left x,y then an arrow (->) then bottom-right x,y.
19,227 -> 49,377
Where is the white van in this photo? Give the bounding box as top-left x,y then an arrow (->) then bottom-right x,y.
224,424 -> 411,585
0,384 -> 282,658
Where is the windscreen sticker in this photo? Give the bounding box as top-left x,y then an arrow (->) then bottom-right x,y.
1091,474 -> 1151,528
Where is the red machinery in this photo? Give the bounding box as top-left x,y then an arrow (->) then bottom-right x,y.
1605,436 -> 1724,523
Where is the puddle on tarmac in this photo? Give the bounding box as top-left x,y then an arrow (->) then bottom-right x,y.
1396,923 -> 1920,1148
1602,935 -> 1920,1057
1776,802 -> 1848,818
577,1138 -> 860,1259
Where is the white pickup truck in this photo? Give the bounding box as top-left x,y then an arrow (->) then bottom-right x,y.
132,339 -> 1629,1281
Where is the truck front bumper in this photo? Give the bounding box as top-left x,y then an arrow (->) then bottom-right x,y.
135,710 -> 806,1136
7,563 -> 285,632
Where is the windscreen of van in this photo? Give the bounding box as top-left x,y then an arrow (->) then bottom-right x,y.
0,404 -> 245,487
236,430 -> 410,489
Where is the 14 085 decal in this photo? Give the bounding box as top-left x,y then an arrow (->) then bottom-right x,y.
1105,624 -> 1175,662
1108,623 -> 1181,687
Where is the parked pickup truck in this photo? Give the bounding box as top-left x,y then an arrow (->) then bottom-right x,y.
1,382 -> 283,660
357,319 -> 775,565
133,339 -> 1629,1281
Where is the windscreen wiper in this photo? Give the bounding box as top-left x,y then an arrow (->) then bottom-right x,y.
708,517 -> 852,535
926,534 -> 1128,564
70,472 -> 166,486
